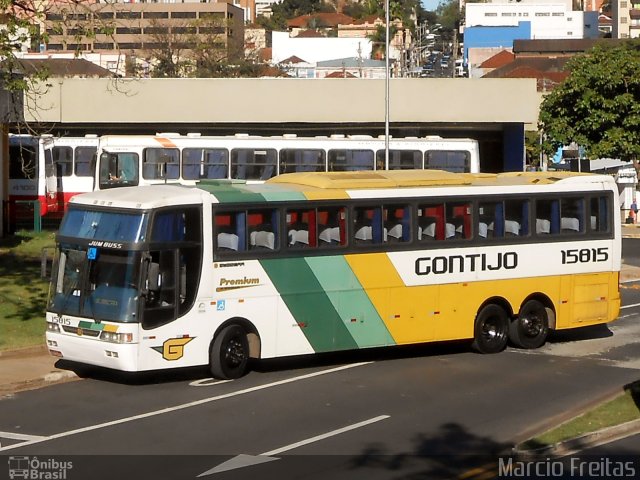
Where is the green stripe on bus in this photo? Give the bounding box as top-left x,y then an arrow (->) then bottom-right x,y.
260,257 -> 359,353
305,256 -> 395,348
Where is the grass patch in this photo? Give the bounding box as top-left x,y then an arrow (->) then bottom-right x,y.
521,382 -> 640,450
0,231 -> 56,351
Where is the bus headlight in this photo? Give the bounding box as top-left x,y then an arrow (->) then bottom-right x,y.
47,322 -> 61,333
100,331 -> 134,344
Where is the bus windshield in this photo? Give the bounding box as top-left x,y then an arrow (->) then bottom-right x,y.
59,208 -> 149,243
48,246 -> 143,323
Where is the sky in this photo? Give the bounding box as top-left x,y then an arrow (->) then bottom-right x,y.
421,0 -> 441,11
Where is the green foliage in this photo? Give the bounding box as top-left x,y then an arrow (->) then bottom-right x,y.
0,231 -> 56,351
538,40 -> 640,161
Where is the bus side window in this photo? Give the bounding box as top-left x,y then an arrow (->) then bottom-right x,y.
318,206 -> 345,247
383,205 -> 409,243
561,197 -> 584,234
590,196 -> 609,232
478,201 -> 503,239
504,199 -> 529,237
287,208 -> 312,248
248,209 -> 278,251
353,206 -> 382,244
536,199 -> 559,235
418,204 -> 444,241
447,202 -> 473,240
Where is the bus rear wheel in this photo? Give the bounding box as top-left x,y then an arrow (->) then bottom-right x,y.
210,325 -> 250,380
471,304 -> 509,354
509,300 -> 549,349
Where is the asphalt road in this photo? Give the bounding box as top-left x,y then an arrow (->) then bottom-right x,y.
1,241 -> 640,480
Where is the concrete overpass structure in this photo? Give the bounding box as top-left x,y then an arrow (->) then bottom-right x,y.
22,77 -> 540,173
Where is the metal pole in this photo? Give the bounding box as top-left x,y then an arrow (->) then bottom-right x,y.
385,0 -> 390,170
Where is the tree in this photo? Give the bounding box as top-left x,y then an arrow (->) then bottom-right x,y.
538,41 -> 640,164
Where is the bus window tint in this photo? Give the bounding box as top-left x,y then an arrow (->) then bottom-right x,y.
317,207 -> 346,247
99,152 -> 139,185
353,206 -> 383,244
215,212 -> 241,251
328,150 -> 374,171
377,150 -> 421,170
446,202 -> 473,240
75,146 -> 97,177
560,197 -> 584,234
143,148 -> 180,180
504,199 -> 529,236
215,209 -> 278,252
287,208 -> 313,248
280,149 -> 325,173
231,149 -> 277,180
478,201 -> 503,238
182,148 -> 228,180
425,151 -> 470,173
418,203 -> 445,240
383,205 -> 410,242
536,199 -> 559,235
590,196 -> 609,232
9,144 -> 36,179
53,146 -> 73,177
248,209 -> 278,251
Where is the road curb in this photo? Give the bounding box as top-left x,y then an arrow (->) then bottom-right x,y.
513,418 -> 640,459
0,369 -> 78,397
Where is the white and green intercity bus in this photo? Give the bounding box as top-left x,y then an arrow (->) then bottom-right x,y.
45,170 -> 621,379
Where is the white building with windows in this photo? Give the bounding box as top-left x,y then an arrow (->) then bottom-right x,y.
465,1 -> 600,39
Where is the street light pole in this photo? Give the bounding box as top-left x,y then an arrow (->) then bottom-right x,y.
385,0 -> 390,169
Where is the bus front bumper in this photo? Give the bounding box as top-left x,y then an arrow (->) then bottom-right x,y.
46,331 -> 139,371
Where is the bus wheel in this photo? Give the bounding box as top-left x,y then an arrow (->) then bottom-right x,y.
510,300 -> 549,349
471,304 -> 509,354
210,325 -> 249,380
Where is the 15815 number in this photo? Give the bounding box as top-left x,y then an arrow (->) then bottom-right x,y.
561,247 -> 609,264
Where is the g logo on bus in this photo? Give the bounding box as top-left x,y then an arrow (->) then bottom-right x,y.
152,337 -> 194,361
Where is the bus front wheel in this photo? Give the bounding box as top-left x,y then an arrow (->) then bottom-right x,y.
471,304 -> 509,354
509,300 -> 549,349
210,325 -> 250,380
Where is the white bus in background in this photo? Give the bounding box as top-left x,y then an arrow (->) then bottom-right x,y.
7,134 -> 98,228
95,133 -> 481,190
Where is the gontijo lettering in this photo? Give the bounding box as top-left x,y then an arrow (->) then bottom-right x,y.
415,252 -> 518,275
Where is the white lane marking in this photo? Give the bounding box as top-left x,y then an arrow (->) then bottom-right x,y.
188,378 -> 233,387
261,414 -> 390,456
0,431 -> 47,441
0,362 -> 371,452
620,302 -> 640,310
197,415 -> 390,477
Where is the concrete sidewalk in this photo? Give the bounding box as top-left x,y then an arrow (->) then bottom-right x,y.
0,345 -> 77,396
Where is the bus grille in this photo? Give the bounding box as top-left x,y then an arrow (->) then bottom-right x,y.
62,325 -> 101,338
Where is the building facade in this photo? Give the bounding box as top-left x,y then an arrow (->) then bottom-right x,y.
43,1 -> 244,57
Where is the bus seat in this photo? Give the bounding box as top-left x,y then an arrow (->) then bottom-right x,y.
561,217 -> 580,232
319,226 -> 340,243
478,222 -> 488,238
421,223 -> 436,240
251,231 -> 275,250
218,233 -> 239,251
445,223 -> 456,239
355,226 -> 372,241
536,218 -> 551,234
386,224 -> 403,240
288,229 -> 309,246
505,220 -> 520,236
